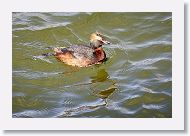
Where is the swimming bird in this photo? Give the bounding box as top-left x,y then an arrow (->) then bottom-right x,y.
53,32 -> 110,67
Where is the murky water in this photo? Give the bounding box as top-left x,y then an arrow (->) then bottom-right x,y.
12,12 -> 172,118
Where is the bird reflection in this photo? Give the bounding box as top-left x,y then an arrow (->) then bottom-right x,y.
90,69 -> 117,100
61,68 -> 118,100
95,84 -> 117,99
58,69 -> 118,117
90,69 -> 109,83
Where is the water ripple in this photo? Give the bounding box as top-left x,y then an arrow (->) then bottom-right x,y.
12,12 -> 172,118
13,70 -> 61,79
142,104 -> 166,110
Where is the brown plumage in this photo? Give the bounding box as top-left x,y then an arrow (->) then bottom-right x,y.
54,32 -> 110,67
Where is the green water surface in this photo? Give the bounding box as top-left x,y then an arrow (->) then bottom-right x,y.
12,12 -> 172,118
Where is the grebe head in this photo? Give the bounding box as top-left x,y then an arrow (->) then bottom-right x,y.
90,32 -> 110,48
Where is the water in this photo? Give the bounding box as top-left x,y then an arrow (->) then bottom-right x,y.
12,12 -> 172,118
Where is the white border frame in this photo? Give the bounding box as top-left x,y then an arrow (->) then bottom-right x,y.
0,0 -> 184,130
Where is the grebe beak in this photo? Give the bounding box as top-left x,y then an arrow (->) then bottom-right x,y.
102,40 -> 111,45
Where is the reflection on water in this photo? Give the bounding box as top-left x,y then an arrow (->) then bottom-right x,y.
56,69 -> 118,117
91,69 -> 109,83
91,69 -> 117,99
12,12 -> 172,118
